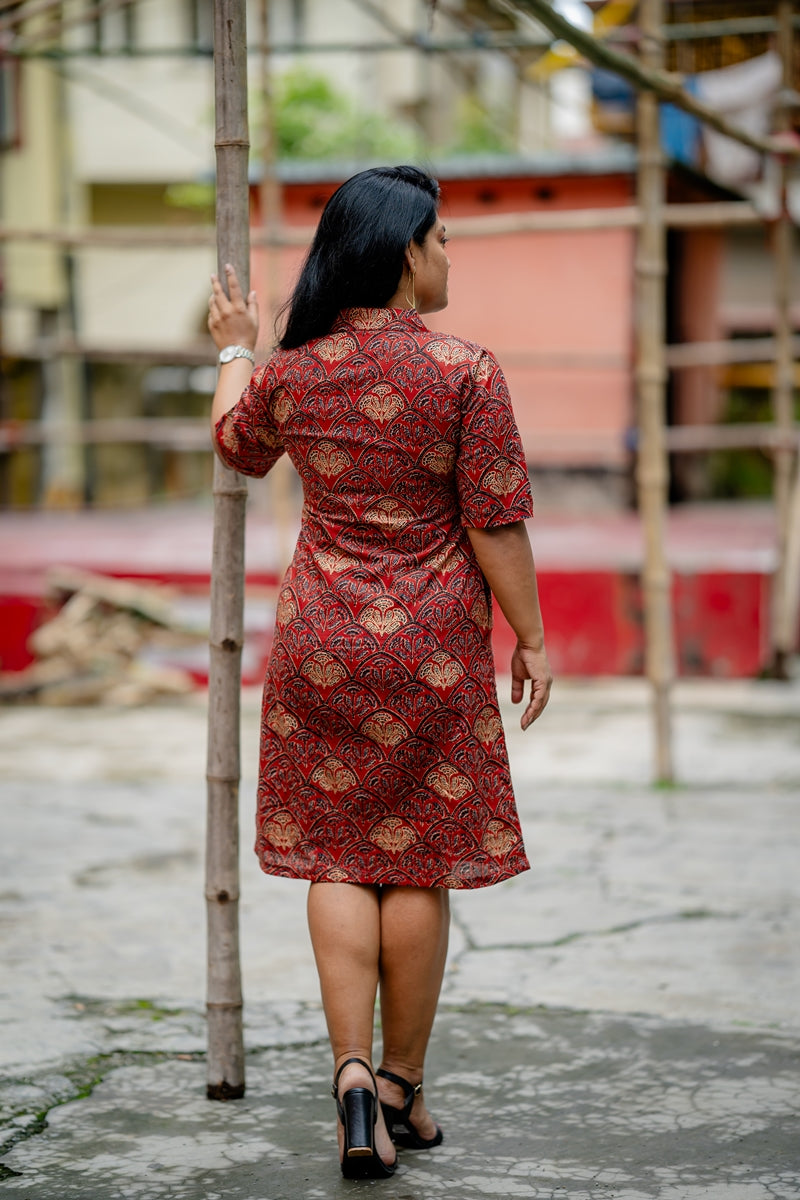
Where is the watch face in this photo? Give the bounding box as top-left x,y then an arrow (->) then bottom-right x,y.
220,346 -> 235,362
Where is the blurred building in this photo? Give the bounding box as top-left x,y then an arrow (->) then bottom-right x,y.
0,0 -> 798,510
1,0 -> 566,507
0,1 -> 795,680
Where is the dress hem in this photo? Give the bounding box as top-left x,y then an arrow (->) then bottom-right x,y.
255,856 -> 531,891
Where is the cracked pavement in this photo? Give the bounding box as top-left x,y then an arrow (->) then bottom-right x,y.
1,677 -> 799,1197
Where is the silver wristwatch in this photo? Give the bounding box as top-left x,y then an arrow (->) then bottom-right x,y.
218,344 -> 255,365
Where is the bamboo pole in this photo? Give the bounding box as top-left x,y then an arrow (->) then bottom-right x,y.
768,0 -> 798,678
0,201 -> 765,251
778,459 -> 800,665
3,417 -> 798,455
205,0 -> 249,1102
256,0 -> 292,554
635,0 -> 674,783
13,330 -> 800,369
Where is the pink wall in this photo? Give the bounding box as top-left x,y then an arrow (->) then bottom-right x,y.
672,228 -> 725,427
254,169 -> 637,467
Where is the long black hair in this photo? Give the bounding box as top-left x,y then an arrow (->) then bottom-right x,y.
278,166 -> 440,350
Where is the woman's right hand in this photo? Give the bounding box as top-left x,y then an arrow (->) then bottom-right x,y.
208,263 -> 259,352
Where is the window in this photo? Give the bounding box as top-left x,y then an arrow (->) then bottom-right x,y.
87,0 -> 138,54
187,0 -> 213,51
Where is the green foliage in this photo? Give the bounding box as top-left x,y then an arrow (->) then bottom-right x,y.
256,67 -> 515,163
257,66 -> 422,162
164,181 -> 214,214
442,93 -> 514,157
166,67 -> 517,193
709,386 -> 799,499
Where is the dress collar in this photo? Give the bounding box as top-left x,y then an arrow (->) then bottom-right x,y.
334,306 -> 427,333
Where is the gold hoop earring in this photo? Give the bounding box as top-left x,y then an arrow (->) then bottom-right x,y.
405,270 -> 416,310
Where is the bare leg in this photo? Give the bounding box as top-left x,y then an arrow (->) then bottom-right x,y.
306,882 -> 395,1166
377,885 -> 450,1139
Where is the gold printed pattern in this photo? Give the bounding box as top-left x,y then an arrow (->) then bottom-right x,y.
218,422 -> 241,454
474,706 -> 503,744
425,764 -> 474,802
316,548 -> 358,574
361,597 -> 408,637
344,307 -> 393,330
361,710 -> 409,748
312,755 -> 357,793
314,332 -> 357,362
419,651 -> 465,690
324,867 -> 351,882
420,442 -> 456,475
471,593 -> 490,630
267,703 -> 299,738
370,816 -> 417,855
272,386 -> 293,423
365,497 -> 413,530
427,339 -> 473,366
484,462 -> 525,497
308,440 -> 352,479
427,544 -> 465,573
359,383 -> 405,424
276,589 -> 298,626
473,355 -> 495,384
482,820 -> 519,858
301,651 -> 347,689
264,812 -> 302,850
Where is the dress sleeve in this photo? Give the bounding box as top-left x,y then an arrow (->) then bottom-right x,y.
213,359 -> 285,478
456,349 -> 533,528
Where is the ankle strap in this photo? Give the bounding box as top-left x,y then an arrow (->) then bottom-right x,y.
376,1067 -> 423,1099
332,1056 -> 377,1099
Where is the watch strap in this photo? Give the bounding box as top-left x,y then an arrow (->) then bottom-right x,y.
218,344 -> 255,365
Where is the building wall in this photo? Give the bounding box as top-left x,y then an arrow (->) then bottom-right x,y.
266,168 -> 637,468
3,0 -> 558,359
671,228 -> 725,428
720,225 -> 800,335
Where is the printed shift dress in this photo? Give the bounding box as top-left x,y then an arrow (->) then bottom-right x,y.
214,306 -> 533,889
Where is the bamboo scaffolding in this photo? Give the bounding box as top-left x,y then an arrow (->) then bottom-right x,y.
257,0 -> 294,556
205,0 -> 249,1103
10,332 -> 800,371
9,0 -> 138,51
7,14 -> 800,57
768,0 -> 798,679
634,0 -> 673,783
8,411 -> 798,457
512,0 -> 800,161
665,337 -> 800,369
0,201 -> 764,251
0,0 -> 63,32
779,461 -> 800,668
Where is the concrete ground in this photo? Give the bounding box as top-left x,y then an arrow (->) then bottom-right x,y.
1,676 -> 799,1198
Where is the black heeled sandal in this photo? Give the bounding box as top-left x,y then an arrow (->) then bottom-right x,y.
332,1057 -> 397,1179
376,1067 -> 443,1150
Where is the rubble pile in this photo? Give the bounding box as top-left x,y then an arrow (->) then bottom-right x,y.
0,568 -> 205,705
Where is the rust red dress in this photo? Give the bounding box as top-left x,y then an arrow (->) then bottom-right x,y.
214,306 -> 533,889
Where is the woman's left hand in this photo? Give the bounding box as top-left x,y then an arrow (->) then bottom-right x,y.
208,263 -> 259,352
511,642 -> 553,730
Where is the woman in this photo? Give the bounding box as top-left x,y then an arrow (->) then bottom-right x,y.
208,165 -> 552,1180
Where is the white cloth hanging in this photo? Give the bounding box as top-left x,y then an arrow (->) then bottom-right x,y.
695,51 -> 782,186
